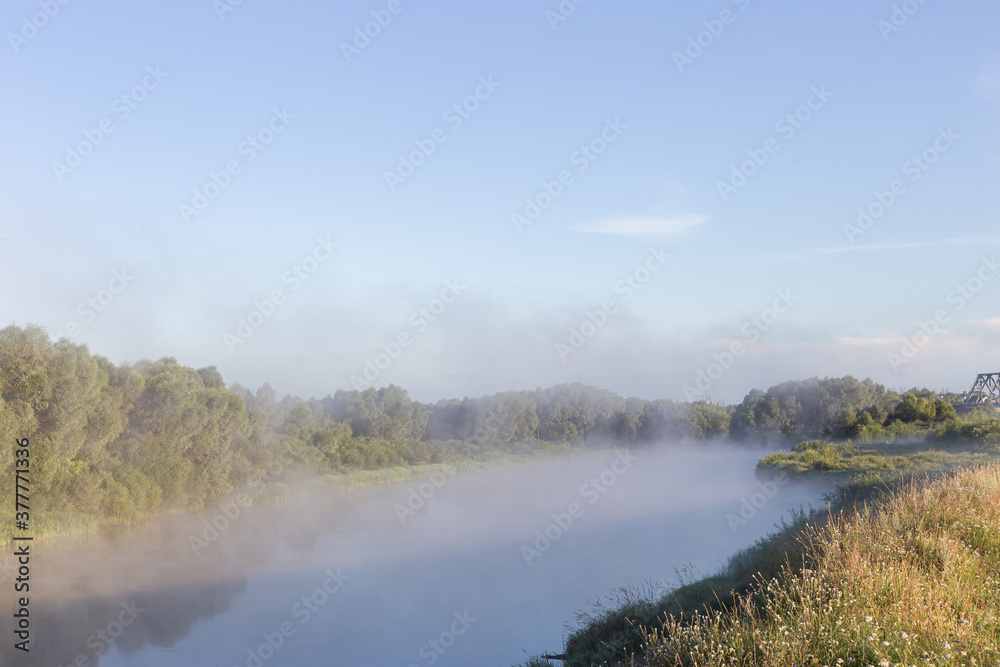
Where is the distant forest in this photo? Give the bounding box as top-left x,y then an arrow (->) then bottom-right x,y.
1,324 -> 997,525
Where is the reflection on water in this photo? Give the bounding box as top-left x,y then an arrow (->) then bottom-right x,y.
1,447 -> 830,666
25,580 -> 247,667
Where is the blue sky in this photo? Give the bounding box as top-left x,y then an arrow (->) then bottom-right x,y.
1,0 -> 999,403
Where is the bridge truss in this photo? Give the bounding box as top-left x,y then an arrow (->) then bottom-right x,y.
961,373 -> 1000,410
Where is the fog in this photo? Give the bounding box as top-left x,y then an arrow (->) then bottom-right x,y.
1,445 -> 831,667
4,2 -> 997,664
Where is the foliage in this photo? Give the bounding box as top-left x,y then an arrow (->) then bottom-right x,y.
731,376 -> 900,441
3,323 -> 998,546
0,326 -> 735,539
729,377 -> 982,445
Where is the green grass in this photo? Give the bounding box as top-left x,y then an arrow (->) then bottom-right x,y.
756,439 -> 1000,482
631,462 -> 1000,666
522,457 -> 1000,666
317,462 -> 477,491
0,510 -> 102,544
314,447 -> 607,494
1,446 -> 612,546
0,478 -> 291,544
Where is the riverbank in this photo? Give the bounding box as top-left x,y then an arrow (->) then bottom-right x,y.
755,438 -> 1000,483
634,461 -> 1000,665
0,445 -> 604,546
523,444 -> 1000,666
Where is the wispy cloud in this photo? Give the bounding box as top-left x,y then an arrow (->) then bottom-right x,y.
569,215 -> 707,237
749,236 -> 1000,265
837,336 -> 896,348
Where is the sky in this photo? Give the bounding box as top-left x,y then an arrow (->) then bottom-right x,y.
1,0 -> 999,404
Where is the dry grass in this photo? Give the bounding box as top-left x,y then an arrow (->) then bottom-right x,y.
635,462 -> 1000,666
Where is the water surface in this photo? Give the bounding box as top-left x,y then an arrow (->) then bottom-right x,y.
2,446 -> 829,666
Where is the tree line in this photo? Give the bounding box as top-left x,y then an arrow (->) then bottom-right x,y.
1,324 -> 996,526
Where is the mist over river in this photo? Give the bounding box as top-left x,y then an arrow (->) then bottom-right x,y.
2,445 -> 831,667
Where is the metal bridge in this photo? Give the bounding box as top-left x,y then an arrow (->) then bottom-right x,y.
961,372 -> 1000,411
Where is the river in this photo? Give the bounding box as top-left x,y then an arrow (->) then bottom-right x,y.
2,445 -> 829,667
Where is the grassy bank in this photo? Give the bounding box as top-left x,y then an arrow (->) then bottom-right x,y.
316,446 -> 597,493
523,460 -> 1000,666
635,462 -> 1000,666
756,439 -> 1000,483
0,445 -> 597,545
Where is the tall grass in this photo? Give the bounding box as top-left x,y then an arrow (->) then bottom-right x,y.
634,462 -> 1000,666
0,511 -> 102,544
521,464 -> 1000,666
757,439 -> 1000,480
